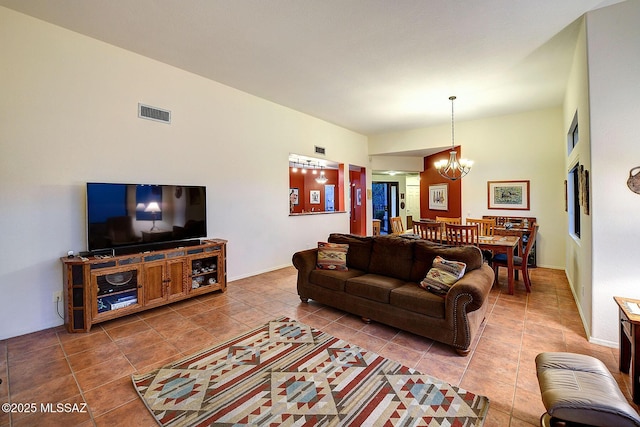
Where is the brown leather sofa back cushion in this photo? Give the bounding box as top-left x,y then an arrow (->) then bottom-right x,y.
368,236 -> 415,281
328,233 -> 373,271
410,241 -> 483,283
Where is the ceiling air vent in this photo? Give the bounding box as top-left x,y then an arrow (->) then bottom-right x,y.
314,146 -> 326,156
138,103 -> 171,124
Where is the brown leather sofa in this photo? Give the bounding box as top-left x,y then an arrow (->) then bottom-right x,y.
292,233 -> 494,355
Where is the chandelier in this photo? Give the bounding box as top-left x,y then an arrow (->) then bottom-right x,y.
434,96 -> 473,181
315,168 -> 328,184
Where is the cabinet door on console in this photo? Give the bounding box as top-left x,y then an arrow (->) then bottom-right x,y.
188,250 -> 223,295
166,258 -> 187,301
91,265 -> 142,321
143,258 -> 187,306
143,261 -> 166,306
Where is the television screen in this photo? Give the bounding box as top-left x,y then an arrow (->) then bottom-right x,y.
87,183 -> 207,252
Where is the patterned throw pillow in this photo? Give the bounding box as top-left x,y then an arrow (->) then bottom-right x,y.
316,242 -> 349,271
420,256 -> 466,296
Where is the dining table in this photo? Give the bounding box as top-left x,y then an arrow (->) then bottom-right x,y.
404,226 -> 521,294
494,226 -> 527,259
477,235 -> 520,295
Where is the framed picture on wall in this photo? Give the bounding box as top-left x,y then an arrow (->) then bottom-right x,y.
356,188 -> 362,206
488,180 -> 530,210
428,184 -> 448,210
310,190 -> 320,204
289,188 -> 299,206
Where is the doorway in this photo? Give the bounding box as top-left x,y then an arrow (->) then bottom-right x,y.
324,185 -> 335,211
349,166 -> 366,235
405,183 -> 420,224
372,181 -> 399,234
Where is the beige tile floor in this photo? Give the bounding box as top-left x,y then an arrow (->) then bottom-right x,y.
0,266 -> 634,426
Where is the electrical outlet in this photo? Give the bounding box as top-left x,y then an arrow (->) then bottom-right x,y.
53,291 -> 62,303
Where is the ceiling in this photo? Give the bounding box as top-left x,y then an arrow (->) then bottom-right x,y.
0,0 -> 624,135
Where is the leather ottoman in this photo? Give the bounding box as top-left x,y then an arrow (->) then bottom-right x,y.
536,352 -> 640,426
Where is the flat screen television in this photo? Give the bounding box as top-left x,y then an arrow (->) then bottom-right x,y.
86,182 -> 207,254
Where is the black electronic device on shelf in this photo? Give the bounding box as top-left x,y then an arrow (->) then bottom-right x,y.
86,182 -> 207,255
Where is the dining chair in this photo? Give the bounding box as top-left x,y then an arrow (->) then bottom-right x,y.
372,219 -> 381,236
492,223 -> 538,292
466,218 -> 496,236
494,227 -> 524,264
483,215 -> 506,226
435,216 -> 462,225
390,216 -> 405,234
444,223 -> 479,246
413,221 -> 443,243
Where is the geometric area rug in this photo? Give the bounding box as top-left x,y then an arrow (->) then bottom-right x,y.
132,316 -> 490,426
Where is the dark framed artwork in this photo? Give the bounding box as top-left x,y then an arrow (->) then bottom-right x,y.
488,180 -> 530,210
579,167 -> 590,215
289,188 -> 299,206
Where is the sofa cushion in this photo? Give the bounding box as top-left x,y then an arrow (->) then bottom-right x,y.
310,268 -> 365,292
345,274 -> 406,303
410,241 -> 482,283
316,242 -> 349,271
390,284 -> 445,318
419,256 -> 467,296
368,236 -> 414,281
328,233 -> 373,271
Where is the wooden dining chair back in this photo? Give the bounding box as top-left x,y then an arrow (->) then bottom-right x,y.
445,223 -> 479,246
466,218 -> 496,236
390,216 -> 405,234
484,216 -> 507,226
413,221 -> 443,243
492,223 -> 538,292
372,219 -> 381,236
436,216 -> 462,225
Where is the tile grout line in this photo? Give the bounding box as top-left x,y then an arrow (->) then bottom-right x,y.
510,288 -> 532,421
56,329 -> 98,426
2,340 -> 11,427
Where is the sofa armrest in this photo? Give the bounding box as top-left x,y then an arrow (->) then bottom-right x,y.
442,264 -> 494,352
445,264 -> 494,314
292,249 -> 318,286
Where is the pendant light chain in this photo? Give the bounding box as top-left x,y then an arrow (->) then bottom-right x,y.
450,95 -> 456,149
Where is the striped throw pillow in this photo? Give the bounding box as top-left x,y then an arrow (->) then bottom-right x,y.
420,256 -> 466,296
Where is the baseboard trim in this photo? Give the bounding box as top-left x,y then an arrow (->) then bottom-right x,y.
588,336 -> 618,348
228,263 -> 293,282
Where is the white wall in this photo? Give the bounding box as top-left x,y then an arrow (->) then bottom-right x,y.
370,155 -> 424,173
563,18 -> 593,337
584,1 -> 640,346
369,108 -> 567,269
0,7 -> 369,340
